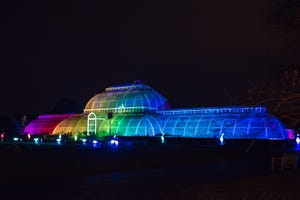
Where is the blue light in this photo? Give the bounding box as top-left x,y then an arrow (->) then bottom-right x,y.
92,140 -> 99,148
56,138 -> 62,145
161,133 -> 165,144
220,133 -> 224,146
13,137 -> 19,142
82,138 -> 87,145
296,134 -> 300,144
110,139 -> 119,146
33,138 -> 39,144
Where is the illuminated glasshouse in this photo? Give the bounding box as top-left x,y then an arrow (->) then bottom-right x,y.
23,81 -> 287,140
23,114 -> 81,135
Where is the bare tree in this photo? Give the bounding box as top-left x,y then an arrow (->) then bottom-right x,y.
247,65 -> 300,129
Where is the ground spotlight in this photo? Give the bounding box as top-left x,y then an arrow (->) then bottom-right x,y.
92,140 -> 99,148
33,138 -> 39,144
296,134 -> 300,145
161,133 -> 165,144
0,132 -> 4,142
82,138 -> 87,145
56,138 -> 62,145
220,133 -> 224,146
110,139 -> 119,147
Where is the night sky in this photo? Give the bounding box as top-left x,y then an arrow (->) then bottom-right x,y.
1,0 -> 299,115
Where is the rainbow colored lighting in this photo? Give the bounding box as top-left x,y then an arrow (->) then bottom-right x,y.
23,114 -> 81,135
24,81 -> 288,141
84,82 -> 169,115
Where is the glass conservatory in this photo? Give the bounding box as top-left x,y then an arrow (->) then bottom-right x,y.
23,81 -> 288,140
158,108 -> 286,139
52,115 -> 87,137
23,114 -> 80,135
94,114 -> 162,137
84,82 -> 169,115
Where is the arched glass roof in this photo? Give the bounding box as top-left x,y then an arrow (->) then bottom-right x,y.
84,82 -> 169,114
52,115 -> 87,136
22,80 -> 287,141
96,114 -> 162,137
160,113 -> 287,139
23,114 -> 80,135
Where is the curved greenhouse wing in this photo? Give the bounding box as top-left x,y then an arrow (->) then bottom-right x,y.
52,115 -> 87,137
96,114 -> 162,138
23,114 -> 79,135
160,113 -> 287,140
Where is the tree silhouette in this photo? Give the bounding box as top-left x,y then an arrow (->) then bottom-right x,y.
247,65 -> 300,129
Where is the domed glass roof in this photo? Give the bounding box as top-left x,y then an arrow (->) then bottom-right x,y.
84,81 -> 169,114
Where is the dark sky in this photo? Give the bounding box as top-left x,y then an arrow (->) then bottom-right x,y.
0,0 -> 299,115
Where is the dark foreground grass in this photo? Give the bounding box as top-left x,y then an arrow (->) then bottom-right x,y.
0,142 -> 299,200
0,142 -> 272,183
166,170 -> 300,199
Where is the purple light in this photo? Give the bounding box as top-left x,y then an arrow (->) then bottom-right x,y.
287,129 -> 295,140
23,114 -> 80,135
38,114 -> 81,119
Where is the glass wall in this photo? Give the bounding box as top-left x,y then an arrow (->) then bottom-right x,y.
84,83 -> 169,114
160,113 -> 287,139
23,114 -> 79,135
95,114 -> 162,137
52,115 -> 87,137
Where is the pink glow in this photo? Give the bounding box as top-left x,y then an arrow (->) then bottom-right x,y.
287,129 -> 294,140
23,114 -> 81,135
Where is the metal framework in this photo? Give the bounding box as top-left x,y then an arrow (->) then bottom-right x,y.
24,82 -> 287,140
